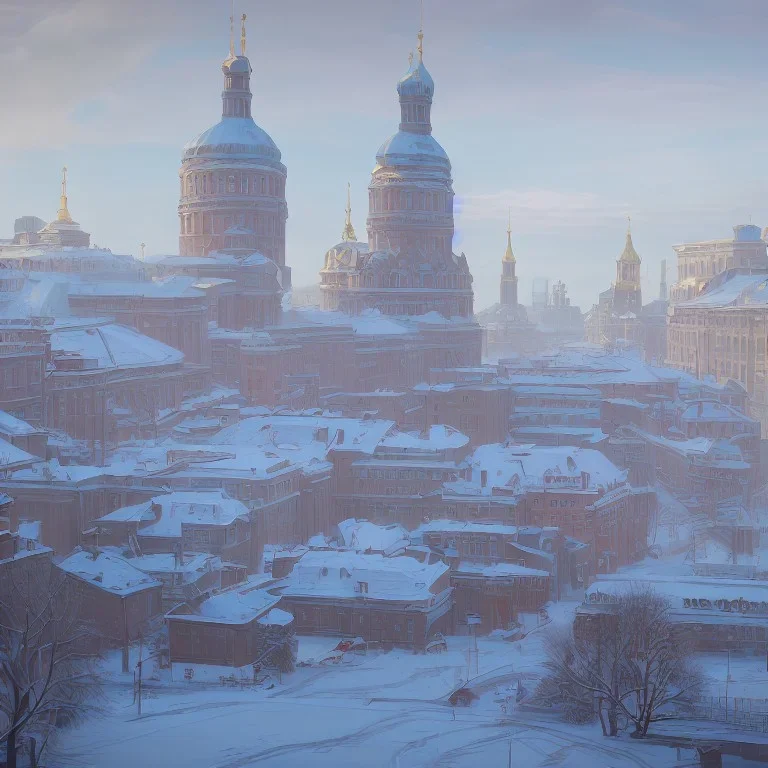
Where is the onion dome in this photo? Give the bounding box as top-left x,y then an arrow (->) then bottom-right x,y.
182,15 -> 281,164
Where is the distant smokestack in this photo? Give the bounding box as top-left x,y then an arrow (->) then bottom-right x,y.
659,259 -> 668,301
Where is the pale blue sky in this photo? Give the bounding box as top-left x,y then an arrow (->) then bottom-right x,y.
2,0 -> 768,309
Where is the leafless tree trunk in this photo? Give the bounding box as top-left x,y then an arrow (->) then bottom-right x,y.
0,556 -> 102,768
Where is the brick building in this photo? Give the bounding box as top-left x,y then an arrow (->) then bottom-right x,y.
278,550 -> 453,648
57,548 -> 163,646
166,577 -> 295,681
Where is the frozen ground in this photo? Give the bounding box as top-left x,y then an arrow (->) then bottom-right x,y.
50,602 -> 698,768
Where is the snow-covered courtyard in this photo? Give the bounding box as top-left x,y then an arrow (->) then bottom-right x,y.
50,609 -> 710,768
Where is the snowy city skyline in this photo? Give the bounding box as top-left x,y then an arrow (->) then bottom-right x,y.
3,3 -> 768,767
4,0 -> 768,308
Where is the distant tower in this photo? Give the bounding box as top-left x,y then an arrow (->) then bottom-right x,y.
659,258 -> 668,301
179,13 -> 288,268
37,167 -> 91,248
613,217 -> 642,314
500,213 -> 518,307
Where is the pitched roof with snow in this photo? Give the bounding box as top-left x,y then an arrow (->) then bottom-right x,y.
50,320 -> 184,370
457,443 -> 626,497
137,491 -> 249,538
280,550 -> 448,602
58,549 -> 160,596
336,518 -> 409,554
167,576 -> 283,625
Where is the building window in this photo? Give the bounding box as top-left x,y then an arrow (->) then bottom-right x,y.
228,176 -> 235,193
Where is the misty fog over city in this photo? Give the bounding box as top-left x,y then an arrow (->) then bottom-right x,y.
2,1 -> 768,767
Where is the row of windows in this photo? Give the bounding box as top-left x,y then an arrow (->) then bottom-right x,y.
184,172 -> 284,198
369,188 -> 451,214
181,212 -> 284,237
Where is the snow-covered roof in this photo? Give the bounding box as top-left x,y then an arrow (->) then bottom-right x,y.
680,400 -> 756,423
461,443 -> 626,496
414,520 -> 519,536
379,424 -> 469,452
127,552 -> 221,576
50,321 -> 184,370
183,117 -> 282,163
586,573 -> 768,610
212,414 -> 396,457
676,271 -> 768,309
95,501 -> 154,524
0,437 -> 37,470
336,518 -> 409,554
137,491 -> 249,539
258,607 -> 294,627
58,549 -> 161,596
629,427 -> 749,465
169,577 -> 282,625
68,275 -> 204,299
456,561 -> 549,578
376,130 -> 449,170
281,550 -> 448,602
0,410 -> 40,436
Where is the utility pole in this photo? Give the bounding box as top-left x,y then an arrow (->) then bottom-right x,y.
136,635 -> 144,716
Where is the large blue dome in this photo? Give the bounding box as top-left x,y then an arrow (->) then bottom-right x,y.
376,130 -> 450,169
183,117 -> 281,163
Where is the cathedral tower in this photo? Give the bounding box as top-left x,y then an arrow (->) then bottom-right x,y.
178,14 -> 288,270
352,27 -> 473,318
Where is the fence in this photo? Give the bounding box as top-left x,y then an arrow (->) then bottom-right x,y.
687,696 -> 768,733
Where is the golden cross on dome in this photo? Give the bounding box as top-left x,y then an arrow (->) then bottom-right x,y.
241,13 -> 247,56
229,0 -> 235,57
417,0 -> 424,61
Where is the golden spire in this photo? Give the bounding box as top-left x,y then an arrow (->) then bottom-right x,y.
619,215 -> 641,264
229,0 -> 235,58
417,0 -> 424,61
503,207 -> 515,262
241,13 -> 247,56
56,166 -> 72,223
342,182 -> 357,242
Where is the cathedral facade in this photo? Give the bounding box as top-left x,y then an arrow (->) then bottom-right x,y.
320,32 -> 474,319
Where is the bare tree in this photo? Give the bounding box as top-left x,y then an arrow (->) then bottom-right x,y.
0,557 -> 102,768
535,586 -> 706,737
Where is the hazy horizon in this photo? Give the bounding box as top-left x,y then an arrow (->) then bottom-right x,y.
3,0 -> 768,310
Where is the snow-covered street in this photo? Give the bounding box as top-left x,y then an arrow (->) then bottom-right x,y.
50,626 -> 690,768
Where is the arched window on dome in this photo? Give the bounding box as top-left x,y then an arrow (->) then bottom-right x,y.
218,176 -> 225,194
407,192 -> 413,210
194,175 -> 199,195
432,192 -> 439,211
400,191 -> 406,210
260,176 -> 266,194
186,176 -> 193,195
269,177 -> 275,195
228,176 -> 235,193
241,175 -> 249,195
